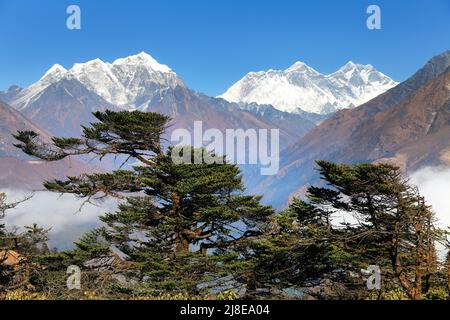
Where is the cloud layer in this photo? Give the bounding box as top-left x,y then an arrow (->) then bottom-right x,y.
410,166 -> 450,230
1,189 -> 116,250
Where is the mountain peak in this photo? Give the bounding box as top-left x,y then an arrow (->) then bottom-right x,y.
397,50 -> 450,96
112,51 -> 172,73
7,85 -> 22,92
337,61 -> 374,72
287,61 -> 307,69
85,58 -> 106,65
70,58 -> 109,73
135,51 -> 155,60
40,64 -> 67,81
220,59 -> 397,114
286,61 -> 318,74
424,50 -> 450,70
343,60 -> 356,67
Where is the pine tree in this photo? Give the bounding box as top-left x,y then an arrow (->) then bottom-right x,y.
14,110 -> 274,295
0,193 -> 6,249
246,198 -> 362,299
0,199 -> 6,287
0,192 -> 18,221
245,161 -> 446,299
0,192 -> 27,290
291,161 -> 444,299
0,192 -> 24,249
20,224 -> 51,255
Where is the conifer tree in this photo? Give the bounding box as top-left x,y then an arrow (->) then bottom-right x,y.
20,224 -> 51,255
286,161 -> 444,299
246,197 -> 361,299
14,110 -> 274,295
0,196 -> 6,286
0,192 -> 29,249
244,161 -> 446,299
0,192 -> 19,220
0,192 -> 27,290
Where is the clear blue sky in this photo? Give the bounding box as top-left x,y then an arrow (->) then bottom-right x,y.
0,0 -> 449,96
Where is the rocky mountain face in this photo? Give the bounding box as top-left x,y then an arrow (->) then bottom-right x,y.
146,86 -> 314,146
219,61 -> 398,114
1,68 -> 119,137
19,78 -> 118,137
0,101 -> 96,189
251,51 -> 450,209
0,101 -> 49,159
0,85 -> 23,104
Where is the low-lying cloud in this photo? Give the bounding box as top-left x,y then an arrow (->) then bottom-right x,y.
410,166 -> 450,230
1,189 -> 117,250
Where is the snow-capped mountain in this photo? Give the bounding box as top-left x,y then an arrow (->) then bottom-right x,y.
0,52 -> 317,145
219,61 -> 398,114
9,52 -> 184,112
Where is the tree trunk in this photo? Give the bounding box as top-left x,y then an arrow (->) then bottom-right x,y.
172,191 -> 189,255
391,225 -> 416,299
413,228 -> 423,300
175,233 -> 189,255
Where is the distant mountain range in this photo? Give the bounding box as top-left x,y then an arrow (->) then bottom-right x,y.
251,50 -> 450,208
219,61 -> 398,114
0,53 -> 315,142
1,51 -> 448,210
0,53 -> 317,189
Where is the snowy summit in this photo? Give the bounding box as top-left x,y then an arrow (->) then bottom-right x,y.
11,52 -> 184,111
219,61 -> 398,114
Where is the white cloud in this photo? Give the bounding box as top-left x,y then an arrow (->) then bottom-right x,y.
1,189 -> 117,250
409,166 -> 450,230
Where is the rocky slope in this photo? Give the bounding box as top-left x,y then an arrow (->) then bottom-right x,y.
0,100 -> 97,189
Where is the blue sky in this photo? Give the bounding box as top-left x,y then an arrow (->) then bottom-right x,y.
0,0 -> 449,96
